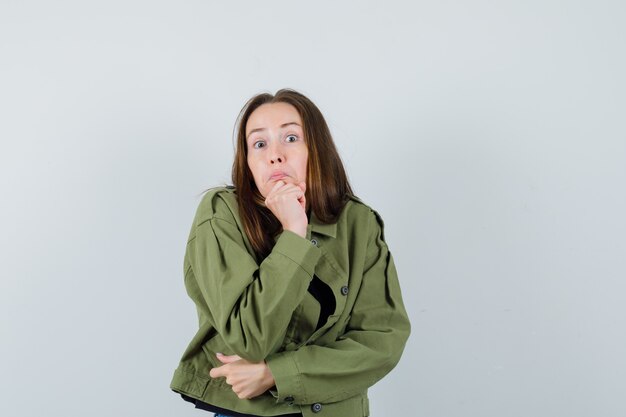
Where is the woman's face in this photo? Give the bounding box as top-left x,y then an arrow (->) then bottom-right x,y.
245,102 -> 308,198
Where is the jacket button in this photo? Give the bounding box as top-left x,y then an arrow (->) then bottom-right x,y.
340,285 -> 349,296
311,402 -> 323,413
285,396 -> 294,404
311,238 -> 318,246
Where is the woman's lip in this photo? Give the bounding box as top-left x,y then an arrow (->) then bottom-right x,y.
269,172 -> 288,180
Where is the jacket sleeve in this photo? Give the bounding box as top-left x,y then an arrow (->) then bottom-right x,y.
264,210 -> 411,405
186,204 -> 322,363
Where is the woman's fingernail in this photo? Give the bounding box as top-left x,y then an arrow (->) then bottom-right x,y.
216,352 -> 223,356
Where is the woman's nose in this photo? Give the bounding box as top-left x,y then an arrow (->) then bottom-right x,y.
269,142 -> 284,164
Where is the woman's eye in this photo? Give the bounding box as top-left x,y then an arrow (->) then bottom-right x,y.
286,135 -> 298,142
253,141 -> 265,149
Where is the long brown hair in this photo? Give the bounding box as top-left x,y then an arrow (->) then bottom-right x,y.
227,88 -> 353,259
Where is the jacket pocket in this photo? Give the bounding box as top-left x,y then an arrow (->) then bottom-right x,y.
300,313 -> 341,346
338,314 -> 351,335
323,313 -> 351,342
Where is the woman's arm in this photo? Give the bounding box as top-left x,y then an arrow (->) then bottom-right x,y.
186,193 -> 321,363
209,209 -> 411,404
263,210 -> 411,405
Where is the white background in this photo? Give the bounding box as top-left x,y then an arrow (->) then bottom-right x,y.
1,1 -> 625,416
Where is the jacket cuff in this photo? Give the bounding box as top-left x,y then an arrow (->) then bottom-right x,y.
265,351 -> 305,404
273,229 -> 321,277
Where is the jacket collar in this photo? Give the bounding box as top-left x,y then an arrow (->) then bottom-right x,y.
310,210 -> 337,238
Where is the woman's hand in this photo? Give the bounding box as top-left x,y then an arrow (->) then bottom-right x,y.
209,353 -> 276,400
264,180 -> 308,238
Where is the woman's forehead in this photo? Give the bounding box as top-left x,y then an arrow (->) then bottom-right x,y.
246,102 -> 302,136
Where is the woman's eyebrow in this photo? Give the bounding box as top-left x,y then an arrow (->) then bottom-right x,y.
246,122 -> 301,139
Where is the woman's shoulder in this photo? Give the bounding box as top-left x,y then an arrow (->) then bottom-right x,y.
342,194 -> 387,241
192,185 -> 239,228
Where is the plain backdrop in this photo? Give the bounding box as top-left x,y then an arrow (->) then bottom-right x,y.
1,1 -> 625,416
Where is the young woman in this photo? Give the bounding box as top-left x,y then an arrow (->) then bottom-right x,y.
170,89 -> 411,417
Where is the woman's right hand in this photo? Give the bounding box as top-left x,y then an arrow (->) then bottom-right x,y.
264,180 -> 308,238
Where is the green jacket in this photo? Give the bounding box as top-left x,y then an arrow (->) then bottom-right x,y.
170,186 -> 411,417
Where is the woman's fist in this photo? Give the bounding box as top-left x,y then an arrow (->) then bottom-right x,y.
209,353 -> 276,400
264,180 -> 307,237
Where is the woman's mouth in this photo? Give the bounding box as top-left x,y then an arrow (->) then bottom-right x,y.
269,171 -> 288,181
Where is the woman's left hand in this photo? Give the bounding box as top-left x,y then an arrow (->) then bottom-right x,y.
209,353 -> 276,399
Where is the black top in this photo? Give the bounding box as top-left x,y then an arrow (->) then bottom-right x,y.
181,393 -> 301,417
180,275 -> 333,417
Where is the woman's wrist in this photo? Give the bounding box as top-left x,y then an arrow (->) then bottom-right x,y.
263,361 -> 276,390
283,224 -> 307,238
